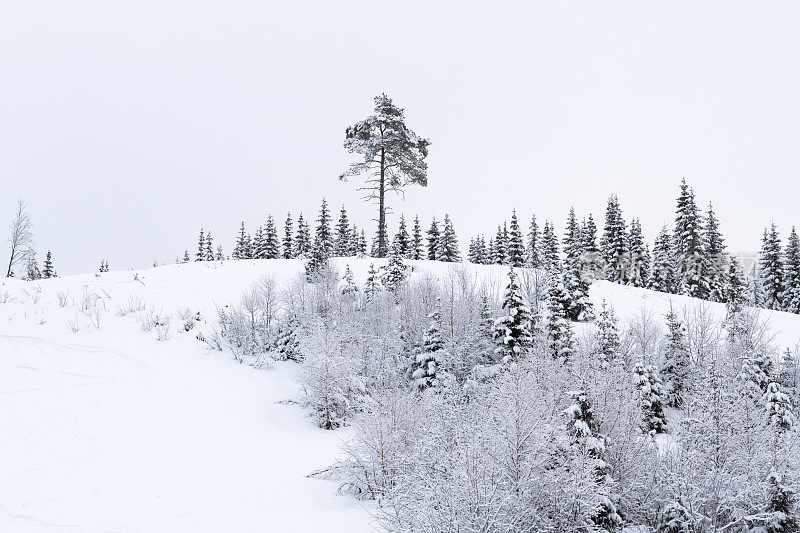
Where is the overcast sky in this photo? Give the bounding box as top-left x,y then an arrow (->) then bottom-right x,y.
1,1 -> 798,275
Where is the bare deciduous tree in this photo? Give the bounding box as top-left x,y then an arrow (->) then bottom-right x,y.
6,199 -> 34,277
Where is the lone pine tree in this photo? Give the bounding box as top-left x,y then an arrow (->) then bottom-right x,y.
42,250 -> 55,278
493,267 -> 532,363
339,94 -> 430,258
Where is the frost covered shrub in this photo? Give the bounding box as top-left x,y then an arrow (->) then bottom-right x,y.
116,295 -> 146,317
154,314 -> 171,341
300,318 -> 368,429
56,290 -> 69,307
176,307 -> 201,332
214,276 -> 279,362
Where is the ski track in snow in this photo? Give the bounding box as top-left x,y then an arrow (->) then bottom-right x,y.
1,257 -> 799,532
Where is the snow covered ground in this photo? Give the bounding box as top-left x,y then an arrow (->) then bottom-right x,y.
2,258 -> 799,531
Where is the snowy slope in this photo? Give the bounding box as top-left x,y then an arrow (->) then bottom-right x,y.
2,258 -> 800,532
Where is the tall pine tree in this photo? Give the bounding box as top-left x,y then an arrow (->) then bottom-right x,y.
411,215 -> 424,260
393,214 -> 410,258
294,214 -> 311,257
197,229 -> 206,261
563,208 -> 594,321
649,224 -> 676,293
436,214 -> 460,262
205,231 -> 214,261
334,206 -> 351,257
506,209 -> 525,267
426,217 -> 439,260
760,223 -> 785,311
660,305 -> 692,408
283,213 -> 294,259
704,201 -> 728,302
264,215 -> 280,259
601,195 -> 629,283
627,218 -> 650,287
673,179 -> 709,299
782,226 -> 800,314
42,250 -> 55,278
493,267 -> 532,363
527,214 -> 540,267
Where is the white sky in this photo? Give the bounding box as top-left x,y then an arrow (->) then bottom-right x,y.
1,1 -> 798,275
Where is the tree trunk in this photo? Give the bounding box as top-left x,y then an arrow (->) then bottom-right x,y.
6,243 -> 15,277
378,147 -> 386,257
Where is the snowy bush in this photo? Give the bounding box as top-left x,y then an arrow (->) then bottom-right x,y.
154,314 -> 171,341
115,295 -> 146,317
56,290 -> 69,307
300,318 -> 368,430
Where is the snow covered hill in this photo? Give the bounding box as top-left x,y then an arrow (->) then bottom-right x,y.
2,258 -> 799,532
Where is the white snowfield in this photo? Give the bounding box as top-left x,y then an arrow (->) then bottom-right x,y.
1,258 -> 799,532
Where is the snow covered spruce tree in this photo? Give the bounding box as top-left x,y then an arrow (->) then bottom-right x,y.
252,226 -> 266,259
305,239 -> 329,282
381,243 -> 408,293
760,223 -> 785,311
634,360 -> 667,435
24,251 -> 41,280
356,229 -> 368,256
436,214 -> 459,262
563,388 -> 623,530
334,206 -> 351,257
627,218 -> 650,287
601,194 -> 629,283
196,228 -> 206,261
545,272 -> 575,361
42,250 -> 55,278
411,215 -> 424,260
765,469 -> 799,533
392,214 -> 410,257
541,220 -> 560,274
581,214 -> 599,253
527,213 -> 541,267
426,217 -> 439,260
704,201 -> 729,302
649,224 -> 677,293
673,179 -> 710,299
563,207 -> 594,321
595,300 -> 621,366
493,266 -> 532,364
363,263 -> 381,300
506,209 -> 525,267
468,236 -> 486,264
341,264 -> 359,297
294,213 -> 311,258
764,381 -> 794,432
273,314 -> 302,361
205,231 -> 214,261
338,94 -> 430,258
412,300 -> 445,390
493,224 -> 507,264
282,213 -> 294,259
783,226 -> 800,314
315,199 -> 333,257
660,305 -> 692,408
305,201 -> 334,281
264,215 -> 280,259
348,224 -> 360,256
